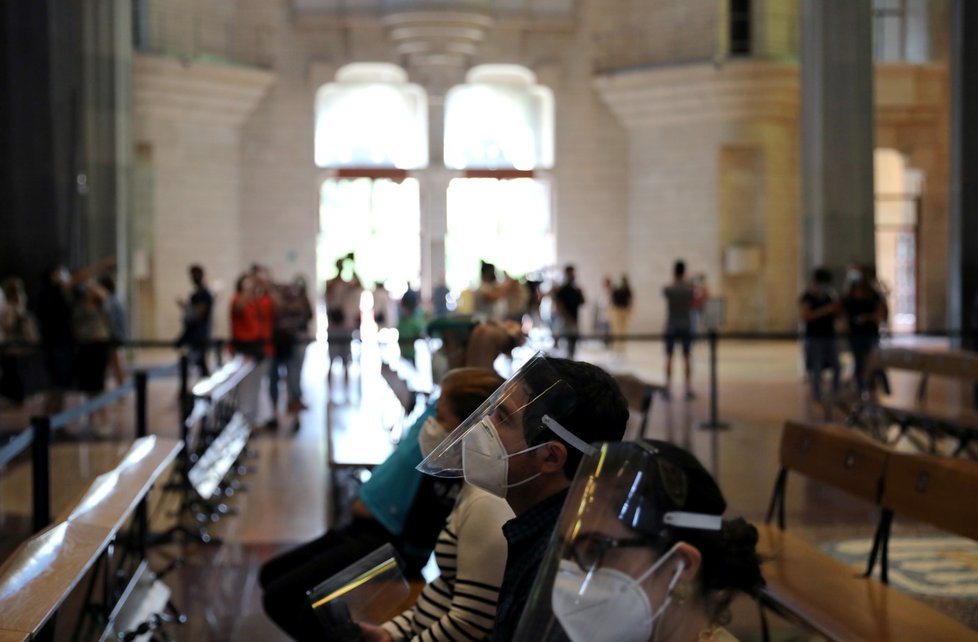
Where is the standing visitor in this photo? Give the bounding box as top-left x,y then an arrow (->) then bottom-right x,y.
98,274 -> 127,387
800,267 -> 841,402
176,264 -> 214,377
553,265 -> 585,359
609,274 -> 633,354
663,260 -> 695,400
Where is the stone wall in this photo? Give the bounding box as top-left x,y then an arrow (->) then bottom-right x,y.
130,0 -> 952,338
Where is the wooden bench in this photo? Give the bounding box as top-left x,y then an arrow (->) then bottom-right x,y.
156,358 -> 257,545
758,421 -> 978,641
848,348 -> 978,458
612,372 -> 665,440
0,436 -> 182,641
868,451 -> 978,583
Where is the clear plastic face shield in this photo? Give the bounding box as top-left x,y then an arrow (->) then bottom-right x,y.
416,353 -> 596,497
512,441 -> 723,642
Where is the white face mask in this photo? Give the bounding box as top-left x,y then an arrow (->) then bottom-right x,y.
461,417 -> 544,498
418,416 -> 447,458
552,544 -> 685,642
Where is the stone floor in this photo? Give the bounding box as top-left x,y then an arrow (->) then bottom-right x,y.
1,335 -> 976,640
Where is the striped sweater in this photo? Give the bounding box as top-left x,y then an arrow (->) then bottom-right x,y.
383,485 -> 514,642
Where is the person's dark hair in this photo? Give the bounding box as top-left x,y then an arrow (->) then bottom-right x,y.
440,367 -> 505,424
673,260 -> 686,278
525,358 -> 629,478
813,267 -> 833,284
97,274 -> 116,294
235,274 -> 249,293
641,440 -> 765,626
480,261 -> 496,283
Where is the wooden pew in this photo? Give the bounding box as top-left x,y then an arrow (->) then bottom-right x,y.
871,451 -> 978,582
612,372 -> 665,441
0,436 -> 182,641
758,421 -> 978,641
850,348 -> 978,458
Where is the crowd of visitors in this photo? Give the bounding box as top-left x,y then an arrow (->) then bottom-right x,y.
0,258 -> 120,422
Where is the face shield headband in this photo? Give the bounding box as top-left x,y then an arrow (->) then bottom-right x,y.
416,353 -> 591,479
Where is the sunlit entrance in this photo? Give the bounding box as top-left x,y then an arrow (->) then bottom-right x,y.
316,177 -> 421,299
875,149 -> 920,334
445,177 -> 555,294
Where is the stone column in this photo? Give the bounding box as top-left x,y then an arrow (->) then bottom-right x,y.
800,0 -> 875,284
79,0 -> 132,293
948,0 -> 978,345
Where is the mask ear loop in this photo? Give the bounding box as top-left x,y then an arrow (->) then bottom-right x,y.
635,544 -> 686,642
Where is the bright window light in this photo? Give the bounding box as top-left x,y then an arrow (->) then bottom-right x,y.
315,63 -> 428,169
445,177 -> 554,291
317,178 -> 421,298
444,64 -> 554,170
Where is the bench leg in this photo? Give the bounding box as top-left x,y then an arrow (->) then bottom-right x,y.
865,509 -> 893,582
764,468 -> 788,529
757,599 -> 772,642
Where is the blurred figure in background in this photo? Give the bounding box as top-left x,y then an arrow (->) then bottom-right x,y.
98,274 -> 127,387
663,260 -> 695,400
503,272 -> 529,324
0,277 -> 40,406
609,274 -> 633,354
691,273 -> 709,334
176,264 -> 214,378
553,265 -> 585,359
325,254 -> 363,395
843,265 -> 887,395
372,281 -> 394,328
799,266 -> 841,402
397,291 -> 427,367
36,258 -> 113,413
71,278 -> 112,432
269,274 -> 313,431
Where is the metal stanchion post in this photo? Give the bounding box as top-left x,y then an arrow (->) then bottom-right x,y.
134,370 -> 149,556
179,353 -> 190,423
30,415 -> 52,533
135,371 -> 149,439
699,330 -> 730,430
698,298 -> 730,431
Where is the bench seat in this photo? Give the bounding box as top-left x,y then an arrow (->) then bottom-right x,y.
757,524 -> 978,641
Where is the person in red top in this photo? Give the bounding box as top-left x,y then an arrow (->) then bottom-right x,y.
231,270 -> 274,360
231,270 -> 275,426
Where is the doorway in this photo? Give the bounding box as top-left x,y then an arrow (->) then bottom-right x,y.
875,149 -> 920,334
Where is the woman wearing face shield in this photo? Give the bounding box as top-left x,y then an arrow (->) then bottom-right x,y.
359,367 -> 513,642
513,439 -> 764,642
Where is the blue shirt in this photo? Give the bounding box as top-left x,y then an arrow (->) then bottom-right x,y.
357,404 -> 435,537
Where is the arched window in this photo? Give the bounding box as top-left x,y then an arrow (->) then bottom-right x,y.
444,65 -> 554,171
314,63 -> 428,169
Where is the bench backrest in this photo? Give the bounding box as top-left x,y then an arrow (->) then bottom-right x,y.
921,351 -> 978,383
780,421 -> 889,504
878,347 -> 978,383
876,347 -> 928,372
881,452 -> 978,541
191,356 -> 254,402
613,373 -> 660,440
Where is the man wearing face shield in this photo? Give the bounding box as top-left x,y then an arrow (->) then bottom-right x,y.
416,353 -> 630,641
512,440 -> 765,642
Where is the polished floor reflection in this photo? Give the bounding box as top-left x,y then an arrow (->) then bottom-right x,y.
1,337 -> 975,640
